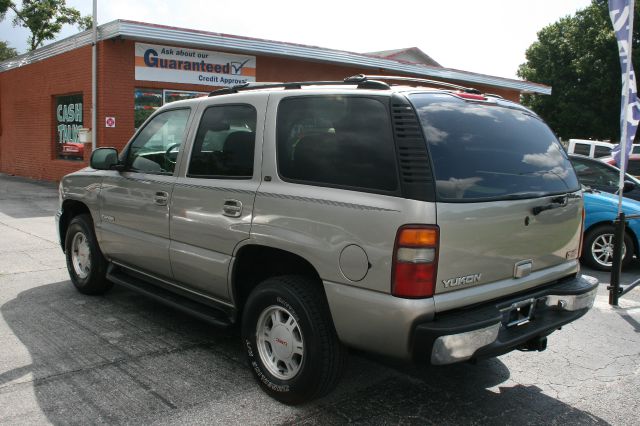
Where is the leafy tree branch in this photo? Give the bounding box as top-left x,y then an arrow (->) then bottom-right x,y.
0,0 -> 91,51
518,0 -> 640,142
0,40 -> 17,60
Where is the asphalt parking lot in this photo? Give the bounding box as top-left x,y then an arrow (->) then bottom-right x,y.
0,173 -> 639,425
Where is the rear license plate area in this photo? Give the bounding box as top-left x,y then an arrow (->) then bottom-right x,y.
501,298 -> 537,328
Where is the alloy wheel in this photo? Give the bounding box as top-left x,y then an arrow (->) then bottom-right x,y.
71,231 -> 91,279
591,233 -> 626,268
256,305 -> 305,380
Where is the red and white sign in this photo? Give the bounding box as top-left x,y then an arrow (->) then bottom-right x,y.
105,117 -> 116,128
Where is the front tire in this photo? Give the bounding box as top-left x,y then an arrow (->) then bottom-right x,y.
581,225 -> 634,271
65,214 -> 112,294
241,275 -> 346,405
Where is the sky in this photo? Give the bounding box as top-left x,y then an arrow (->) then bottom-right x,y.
0,0 -> 593,79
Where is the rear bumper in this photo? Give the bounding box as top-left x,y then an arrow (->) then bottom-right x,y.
412,274 -> 598,365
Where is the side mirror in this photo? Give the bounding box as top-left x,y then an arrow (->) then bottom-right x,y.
623,180 -> 636,193
90,147 -> 119,170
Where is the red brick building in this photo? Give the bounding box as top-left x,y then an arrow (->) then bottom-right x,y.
0,20 -> 550,182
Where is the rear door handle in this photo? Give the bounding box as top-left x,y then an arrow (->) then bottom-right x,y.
223,199 -> 242,217
154,191 -> 169,206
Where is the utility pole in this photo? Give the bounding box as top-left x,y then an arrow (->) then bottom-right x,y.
91,0 -> 97,152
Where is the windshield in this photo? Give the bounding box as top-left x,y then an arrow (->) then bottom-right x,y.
409,93 -> 580,201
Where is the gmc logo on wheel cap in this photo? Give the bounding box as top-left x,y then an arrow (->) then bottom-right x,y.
275,338 -> 288,346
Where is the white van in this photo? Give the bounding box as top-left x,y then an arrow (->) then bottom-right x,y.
567,139 -> 615,158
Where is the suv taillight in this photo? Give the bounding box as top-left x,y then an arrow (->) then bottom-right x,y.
392,225 -> 439,298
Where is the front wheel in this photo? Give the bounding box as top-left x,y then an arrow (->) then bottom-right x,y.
241,275 -> 346,405
581,225 -> 634,271
65,214 -> 112,294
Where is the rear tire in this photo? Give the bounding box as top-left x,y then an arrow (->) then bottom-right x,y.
241,275 -> 347,405
65,214 -> 112,295
581,225 -> 634,271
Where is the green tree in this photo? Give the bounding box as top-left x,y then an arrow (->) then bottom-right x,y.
0,0 -> 91,51
518,0 -> 640,142
0,40 -> 17,60
0,0 -> 10,18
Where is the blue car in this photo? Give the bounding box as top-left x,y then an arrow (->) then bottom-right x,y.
582,189 -> 640,270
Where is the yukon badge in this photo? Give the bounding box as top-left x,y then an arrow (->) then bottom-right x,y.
443,273 -> 482,288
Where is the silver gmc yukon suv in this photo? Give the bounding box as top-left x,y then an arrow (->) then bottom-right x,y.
57,75 -> 598,404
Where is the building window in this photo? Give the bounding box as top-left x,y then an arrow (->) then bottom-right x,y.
55,94 -> 84,161
134,88 -> 206,129
163,89 -> 207,105
134,89 -> 162,129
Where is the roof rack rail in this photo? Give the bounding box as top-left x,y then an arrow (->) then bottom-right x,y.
208,78 -> 390,96
351,74 -> 482,94
207,74 -> 482,97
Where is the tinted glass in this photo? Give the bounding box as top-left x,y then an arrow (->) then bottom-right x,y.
633,145 -> 640,154
277,96 -> 398,192
594,145 -> 612,158
127,108 -> 190,174
628,159 -> 640,176
409,93 -> 580,201
570,157 -> 619,187
572,143 -> 591,156
188,105 -> 257,178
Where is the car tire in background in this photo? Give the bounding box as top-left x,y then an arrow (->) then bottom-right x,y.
241,275 -> 347,405
64,214 -> 113,295
581,224 -> 635,271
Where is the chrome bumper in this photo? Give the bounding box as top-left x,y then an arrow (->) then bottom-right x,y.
414,275 -> 598,365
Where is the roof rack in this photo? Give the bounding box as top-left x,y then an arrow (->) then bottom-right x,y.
207,74 -> 482,97
208,78 -> 390,96
356,74 -> 482,94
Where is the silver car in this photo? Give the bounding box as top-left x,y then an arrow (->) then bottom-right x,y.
56,75 -> 598,404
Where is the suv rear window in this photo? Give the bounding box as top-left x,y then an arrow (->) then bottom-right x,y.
276,96 -> 398,192
409,93 -> 580,201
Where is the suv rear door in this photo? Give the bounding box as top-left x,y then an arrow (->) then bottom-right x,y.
408,93 -> 582,302
169,95 -> 267,302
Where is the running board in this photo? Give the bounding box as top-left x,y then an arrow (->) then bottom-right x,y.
107,266 -> 233,328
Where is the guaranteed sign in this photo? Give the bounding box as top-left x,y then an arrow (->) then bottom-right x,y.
135,43 -> 256,87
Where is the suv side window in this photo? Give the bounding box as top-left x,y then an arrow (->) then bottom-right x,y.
188,105 -> 257,178
276,96 -> 398,192
593,145 -> 612,158
628,158 -> 640,176
126,108 -> 190,174
573,143 -> 591,156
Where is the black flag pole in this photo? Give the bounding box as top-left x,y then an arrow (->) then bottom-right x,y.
608,214 -> 625,305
